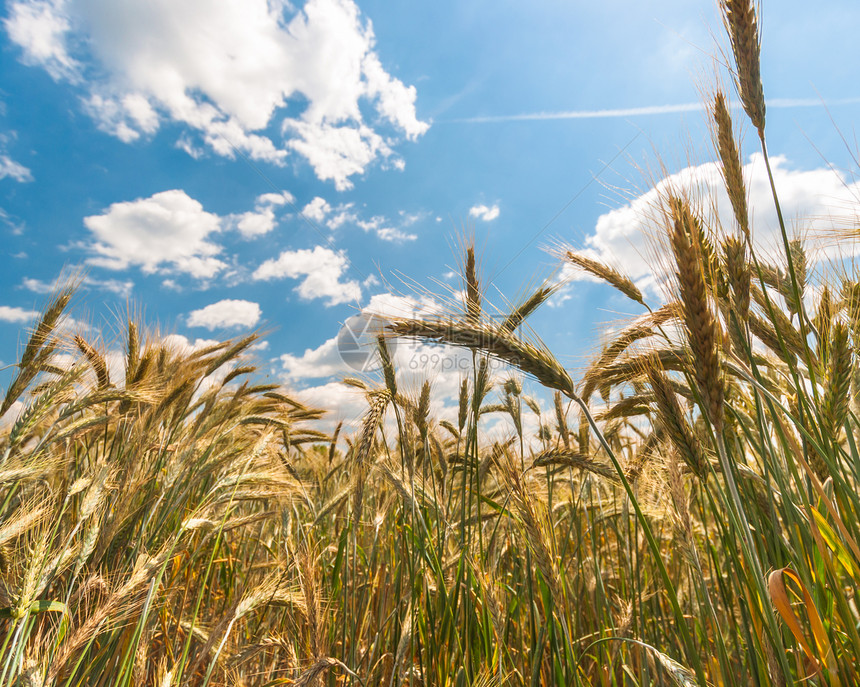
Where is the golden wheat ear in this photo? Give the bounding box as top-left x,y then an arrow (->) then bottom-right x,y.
668,196 -> 725,433
2,284 -> 76,417
561,251 -> 644,306
74,335 -> 110,390
721,0 -> 765,137
464,243 -> 482,322
645,358 -> 709,479
712,91 -> 751,242
388,317 -> 576,399
501,281 -> 561,333
580,302 -> 679,403
722,235 -> 751,356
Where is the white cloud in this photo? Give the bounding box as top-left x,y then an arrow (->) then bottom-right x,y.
362,51 -> 427,140
187,299 -> 262,330
364,292 -> 441,320
325,204 -> 357,230
302,196 -> 331,223
159,335 -> 240,392
0,305 -> 38,323
80,92 -> 161,143
229,191 -> 294,239
0,154 -> 33,182
253,245 -> 361,306
355,216 -> 416,242
176,134 -> 204,159
234,208 -> 276,239
286,119 -> 392,190
290,380 -> 368,423
3,0 -> 78,80
83,190 -> 226,278
21,278 -> 53,294
22,275 -> 133,297
161,334 -> 220,355
281,336 -> 346,380
569,153 -> 860,298
469,203 -> 500,222
300,196 -> 418,241
257,191 -> 294,206
279,292 -> 428,381
84,276 -> 134,297
5,0 -> 428,187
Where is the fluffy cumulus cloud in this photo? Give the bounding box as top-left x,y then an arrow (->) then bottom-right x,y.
3,0 -> 78,80
4,0 -> 429,189
187,299 -> 262,330
469,204 -> 500,222
83,190 -> 226,278
0,154 -> 33,182
82,276 -> 134,297
290,381 -> 369,425
0,305 -> 38,323
253,245 -> 361,306
567,153 -> 860,297
229,191 -> 295,239
302,197 -> 331,223
81,189 -> 298,278
280,336 -> 347,381
80,188 -> 368,305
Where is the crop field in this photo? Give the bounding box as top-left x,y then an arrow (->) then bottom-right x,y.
1,1 -> 859,686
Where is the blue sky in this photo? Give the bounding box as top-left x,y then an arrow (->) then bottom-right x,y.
2,0 -> 860,424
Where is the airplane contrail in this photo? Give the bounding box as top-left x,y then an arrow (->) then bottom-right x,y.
452,97 -> 860,123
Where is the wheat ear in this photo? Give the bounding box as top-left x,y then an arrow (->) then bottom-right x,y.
646,360 -> 709,478
713,92 -> 751,241
389,318 -> 576,399
563,251 -> 644,305
668,197 -> 725,432
721,0 -> 765,136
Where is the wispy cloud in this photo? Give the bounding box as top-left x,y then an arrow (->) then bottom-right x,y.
454,97 -> 860,124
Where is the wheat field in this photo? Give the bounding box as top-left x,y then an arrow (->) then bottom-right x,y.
1,1 -> 859,685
